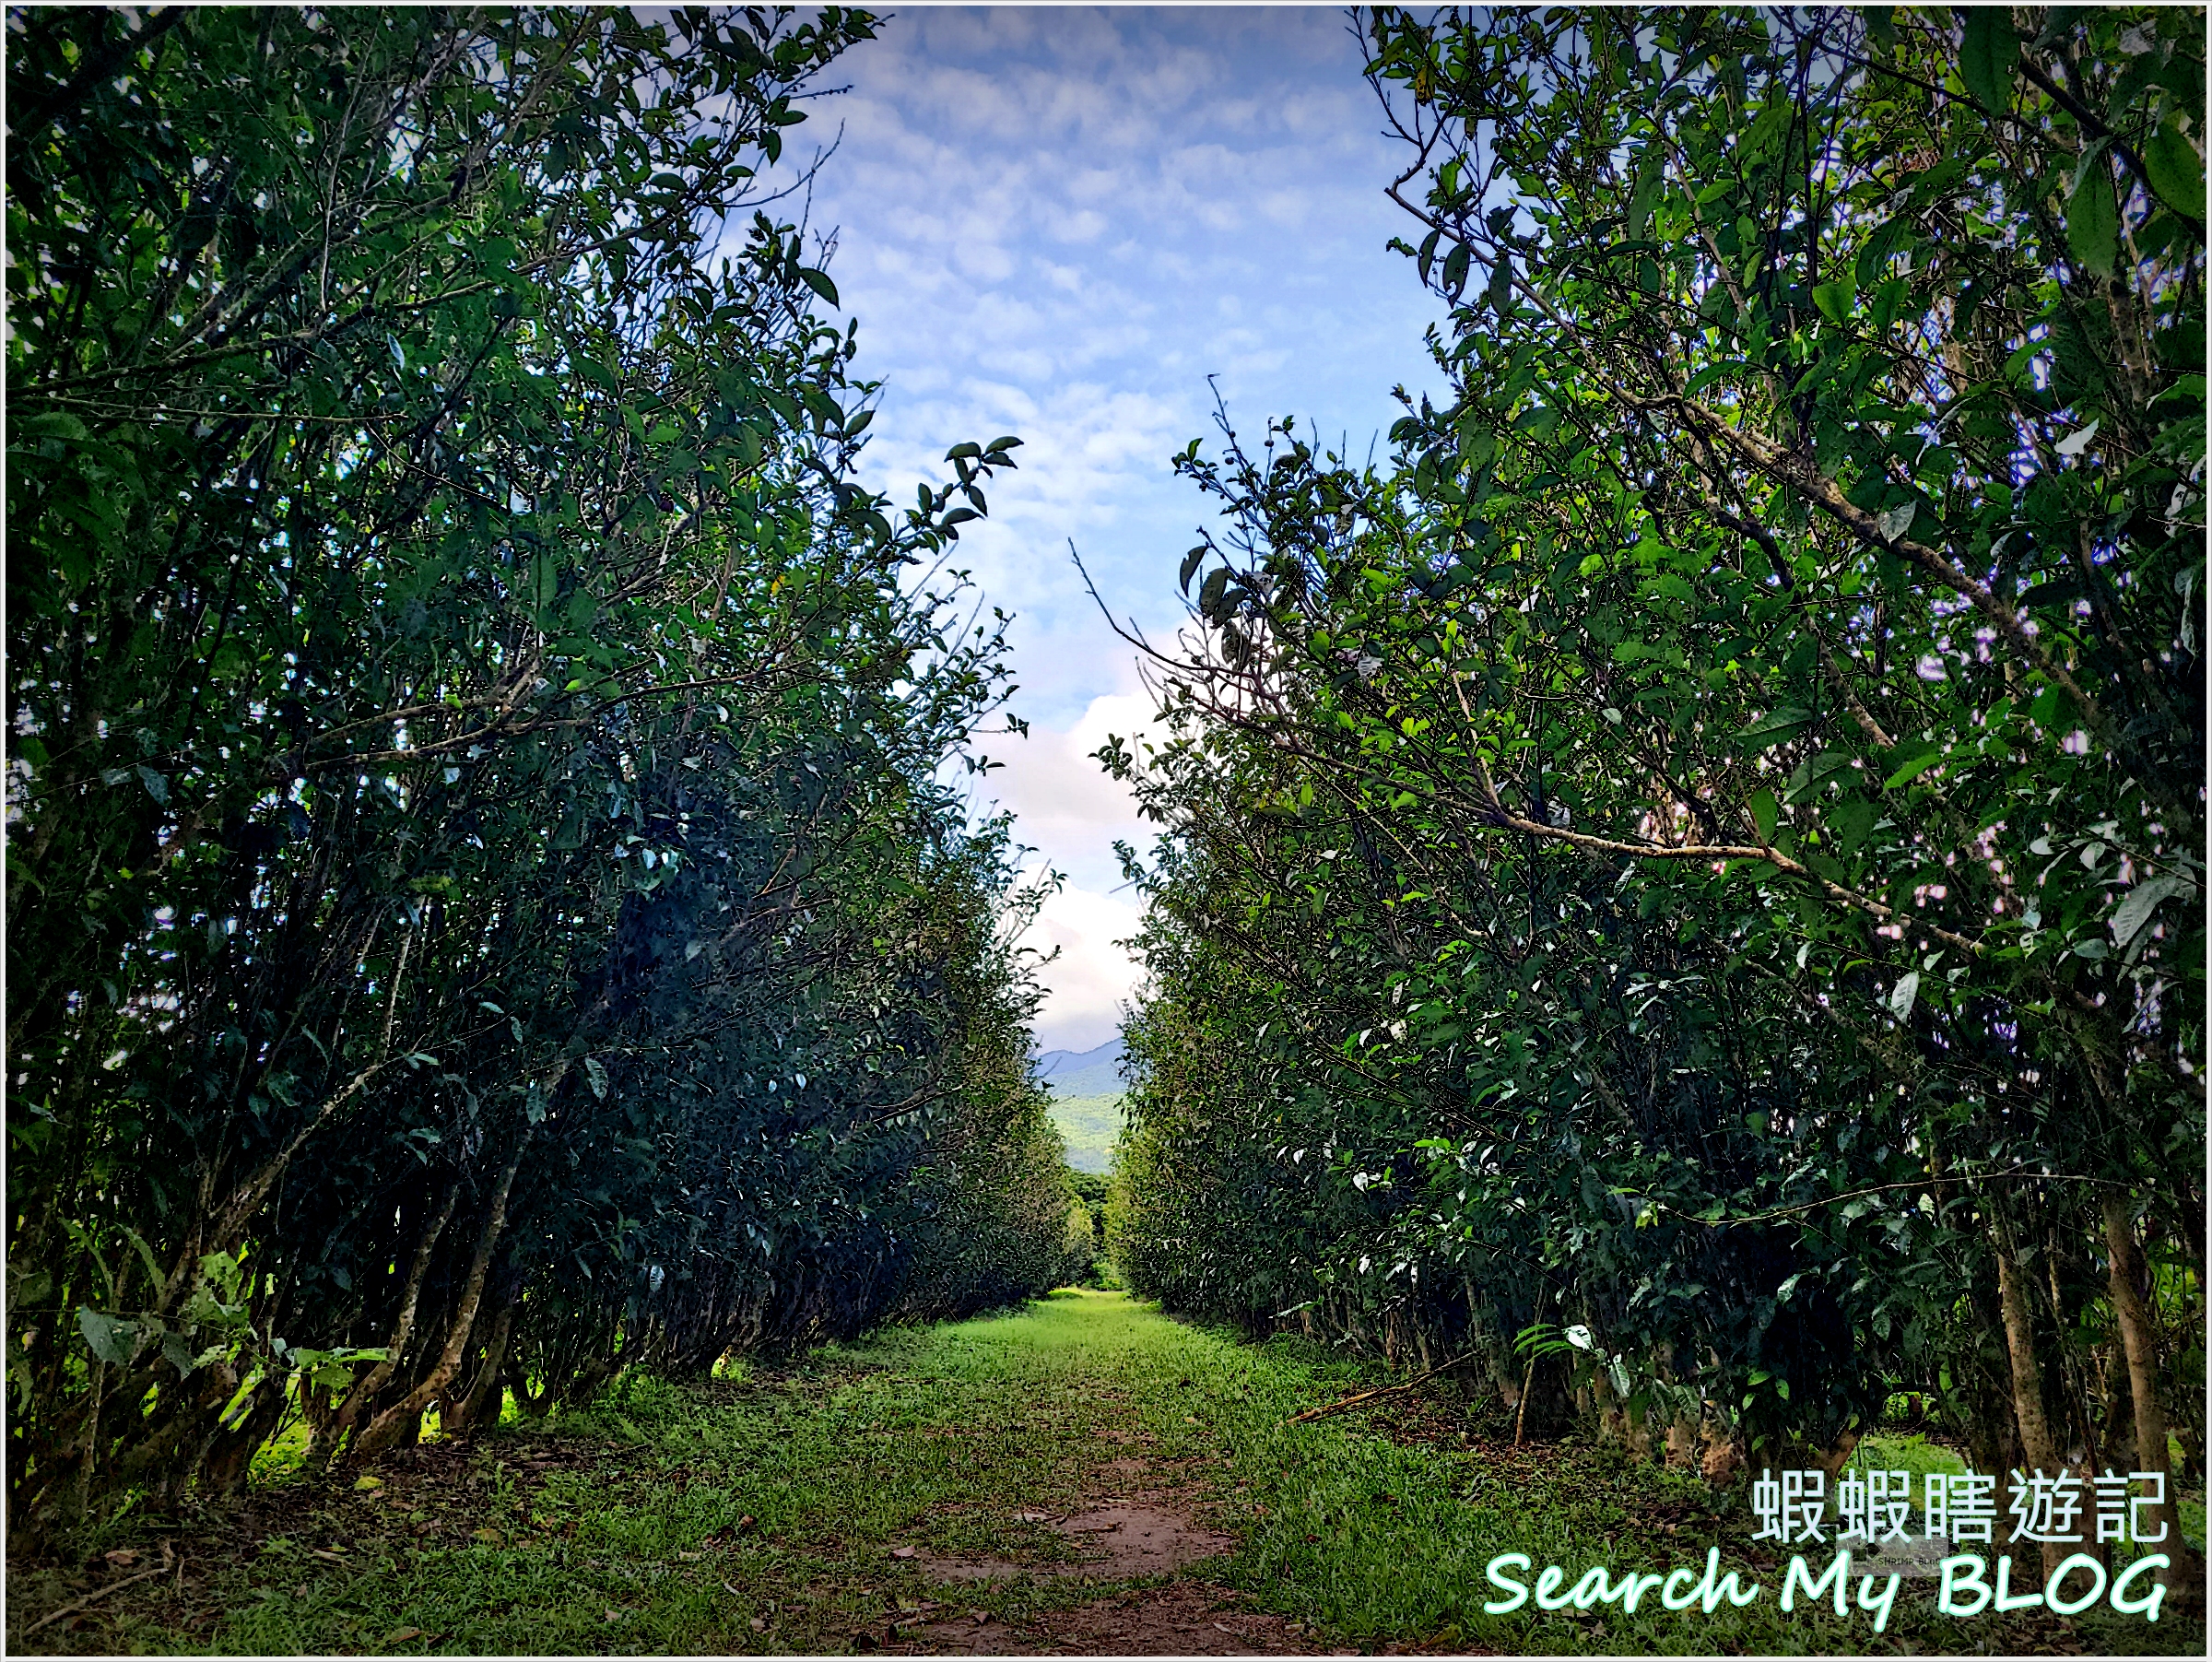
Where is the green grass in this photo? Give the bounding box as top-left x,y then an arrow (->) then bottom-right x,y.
1043,1093 -> 1123,1173
1843,1431 -> 1967,1535
11,1291 -> 2200,1656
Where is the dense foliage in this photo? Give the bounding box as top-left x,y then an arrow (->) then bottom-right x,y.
6,6 -> 1078,1532
1107,3 -> 2203,1589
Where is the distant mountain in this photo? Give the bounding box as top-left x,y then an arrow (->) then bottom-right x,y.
1034,1039 -> 1126,1173
1033,1037 -> 1124,1099
1045,1094 -> 1123,1174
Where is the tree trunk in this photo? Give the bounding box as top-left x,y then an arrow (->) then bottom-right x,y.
1994,1230 -> 2066,1582
2101,1344 -> 2136,1483
350,1144 -> 524,1465
200,1385 -> 288,1495
1959,1259 -> 2024,1486
314,1183 -> 459,1470
443,1298 -> 515,1438
2101,1195 -> 2200,1610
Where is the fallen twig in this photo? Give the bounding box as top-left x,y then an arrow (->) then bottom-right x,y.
1286,1353 -> 1478,1424
24,1544 -> 175,1635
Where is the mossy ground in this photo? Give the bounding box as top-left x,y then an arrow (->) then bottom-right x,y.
8,1290 -> 2199,1656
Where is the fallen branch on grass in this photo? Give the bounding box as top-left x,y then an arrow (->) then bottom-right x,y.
24,1544 -> 175,1635
1286,1353 -> 1479,1424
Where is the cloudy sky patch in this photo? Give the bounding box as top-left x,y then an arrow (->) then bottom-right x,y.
772,6 -> 1445,1049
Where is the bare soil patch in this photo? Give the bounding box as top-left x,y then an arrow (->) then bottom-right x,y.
880,1455 -> 1344,1658
1054,1501 -> 1232,1577
922,1498 -> 1233,1584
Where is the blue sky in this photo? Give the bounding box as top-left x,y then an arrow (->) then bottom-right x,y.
776,6 -> 1446,1048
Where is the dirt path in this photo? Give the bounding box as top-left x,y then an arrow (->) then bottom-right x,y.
884,1493 -> 1319,1656
900,1579 -> 1320,1656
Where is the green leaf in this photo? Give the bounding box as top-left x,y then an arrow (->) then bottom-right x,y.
2110,874 -> 2189,948
1887,972 -> 1920,1021
1958,9 -> 2015,112
1441,242 -> 1472,296
217,1368 -> 264,1429
1881,747 -> 1944,789
1199,567 -> 1231,616
2066,167 -> 2119,277
18,410 -> 89,443
1749,788 -> 1778,844
795,266 -> 839,307
1682,360 -> 1748,396
1486,251 -> 1512,313
1737,705 -> 1814,752
1740,100 -> 1792,161
1811,277 -> 1855,324
1829,794 -> 1876,855
2143,118 -> 2205,218
76,1306 -> 135,1367
121,1227 -> 164,1295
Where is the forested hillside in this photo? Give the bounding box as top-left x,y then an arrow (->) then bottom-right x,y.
1105,2 -> 2204,1600
1036,1039 -> 1126,1173
5,7 -> 1086,1537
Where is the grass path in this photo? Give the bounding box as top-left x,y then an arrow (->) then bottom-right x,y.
10,1290 -> 2196,1656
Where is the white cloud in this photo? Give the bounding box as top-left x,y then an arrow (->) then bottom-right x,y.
1050,207 -> 1108,244
969,689 -> 1164,1051
1022,881 -> 1146,1055
981,690 -> 1157,872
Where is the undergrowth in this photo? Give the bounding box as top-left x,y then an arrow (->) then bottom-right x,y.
7,1290 -> 2199,1656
